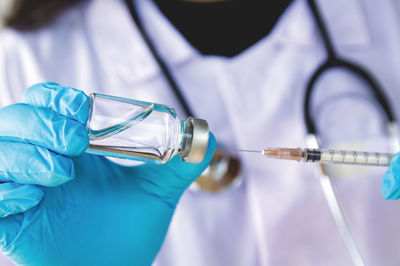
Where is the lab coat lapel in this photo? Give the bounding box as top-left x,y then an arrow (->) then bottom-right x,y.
84,0 -> 159,89
135,0 -> 199,67
84,0 -> 198,92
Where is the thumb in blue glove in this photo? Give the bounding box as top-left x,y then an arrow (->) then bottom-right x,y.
382,153 -> 400,199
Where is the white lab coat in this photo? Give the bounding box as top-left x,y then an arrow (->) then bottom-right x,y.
1,0 -> 400,265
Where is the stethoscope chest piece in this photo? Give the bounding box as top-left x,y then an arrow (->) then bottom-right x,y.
189,149 -> 243,193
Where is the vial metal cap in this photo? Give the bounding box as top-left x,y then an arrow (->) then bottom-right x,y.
185,117 -> 209,163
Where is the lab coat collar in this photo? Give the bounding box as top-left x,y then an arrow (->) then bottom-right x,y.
135,0 -> 200,66
135,0 -> 370,64
84,0 -> 369,84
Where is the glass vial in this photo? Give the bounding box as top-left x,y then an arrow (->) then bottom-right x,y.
85,93 -> 209,164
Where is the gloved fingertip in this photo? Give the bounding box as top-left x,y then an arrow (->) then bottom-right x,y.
0,183 -> 44,218
0,141 -> 76,187
382,172 -> 398,200
72,91 -> 90,125
42,170 -> 75,187
0,213 -> 24,251
65,125 -> 89,157
40,157 -> 76,187
22,82 -> 89,125
43,82 -> 90,125
43,81 -> 60,86
382,153 -> 400,200
22,83 -> 56,103
28,145 -> 76,187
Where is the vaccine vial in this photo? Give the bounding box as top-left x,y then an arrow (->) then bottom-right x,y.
85,93 -> 209,164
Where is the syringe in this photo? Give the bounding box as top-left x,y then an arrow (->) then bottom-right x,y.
238,148 -> 395,167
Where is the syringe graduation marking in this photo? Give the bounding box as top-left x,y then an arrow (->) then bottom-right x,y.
317,149 -> 392,167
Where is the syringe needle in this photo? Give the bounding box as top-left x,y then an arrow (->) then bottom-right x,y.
237,148 -> 303,160
236,149 -> 263,154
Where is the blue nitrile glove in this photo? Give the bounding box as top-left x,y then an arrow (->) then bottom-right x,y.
382,153 -> 400,199
0,82 -> 216,266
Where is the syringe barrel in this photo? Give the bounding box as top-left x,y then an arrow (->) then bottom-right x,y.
309,149 -> 394,167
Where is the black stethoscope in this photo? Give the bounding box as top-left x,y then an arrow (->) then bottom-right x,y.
125,0 -> 399,265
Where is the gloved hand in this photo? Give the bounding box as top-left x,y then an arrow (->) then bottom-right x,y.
0,82 -> 216,266
382,153 -> 400,199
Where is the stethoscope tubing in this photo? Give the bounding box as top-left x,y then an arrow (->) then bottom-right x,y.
304,57 -> 395,135
304,0 -> 395,135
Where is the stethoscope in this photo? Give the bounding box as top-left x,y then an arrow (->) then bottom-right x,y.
304,1 -> 399,265
125,0 -> 399,265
